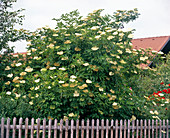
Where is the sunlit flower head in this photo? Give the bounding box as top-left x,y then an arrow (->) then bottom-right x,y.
157,51 -> 164,54
57,51 -> 63,55
15,93 -> 21,98
65,34 -> 70,36
20,80 -> 26,83
48,86 -> 51,89
20,72 -> 27,76
106,29 -> 114,33
59,80 -> 65,84
120,60 -> 126,64
99,87 -> 104,91
13,54 -> 18,57
70,79 -> 76,82
128,34 -> 133,38
83,63 -> 89,66
109,95 -> 116,101
75,47 -> 81,51
49,67 -> 56,70
62,83 -> 69,87
91,46 -> 99,51
126,49 -> 132,53
29,101 -> 33,105
6,91 -> 11,95
150,111 -> 154,114
5,66 -> 11,70
68,113 -> 74,117
152,50 -> 157,53
47,44 -> 54,49
35,86 -> 40,90
113,32 -> 118,35
5,81 -> 11,85
109,72 -> 114,76
70,75 -> 77,79
73,91 -> 79,97
95,35 -> 101,40
31,48 -> 37,52
105,27 -> 112,30
140,56 -> 148,61
75,33 -> 82,37
86,79 -> 92,83
40,68 -> 47,72
64,40 -> 71,44
91,26 -> 100,30
25,66 -> 33,72
107,36 -> 114,40
35,79 -> 40,83
55,46 -> 60,49
112,102 -> 118,106
59,67 -> 66,71
13,76 -> 19,83
117,50 -> 123,54
53,34 -> 58,36
16,63 -> 22,67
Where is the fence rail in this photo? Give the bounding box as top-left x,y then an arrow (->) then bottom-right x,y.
0,118 -> 169,138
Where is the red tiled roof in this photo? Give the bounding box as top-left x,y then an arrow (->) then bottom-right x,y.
12,52 -> 27,55
131,36 -> 170,51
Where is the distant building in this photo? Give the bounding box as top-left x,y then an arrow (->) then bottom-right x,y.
132,36 -> 170,54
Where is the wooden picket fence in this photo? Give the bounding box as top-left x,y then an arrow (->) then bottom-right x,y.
0,118 -> 169,138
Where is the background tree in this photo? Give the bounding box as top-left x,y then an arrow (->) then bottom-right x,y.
0,0 -> 28,90
0,0 -> 26,52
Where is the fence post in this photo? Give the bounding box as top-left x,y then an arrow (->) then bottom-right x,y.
140,119 -> 143,138
120,120 -> 123,138
101,119 -> 104,138
148,119 -> 150,138
132,120 -> 135,138
159,120 -> 162,138
54,119 -> 58,138
96,119 -> 99,138
110,120 -> 113,138
65,119 -> 69,138
144,119 -> 147,138
75,119 -> 79,138
71,119 -> 74,138
115,119 -> 118,138
12,117 -> 17,138
36,118 -> 40,138
6,118 -> 10,138
25,118 -> 29,138
31,118 -> 34,138
91,119 -> 94,138
166,119 -> 169,138
124,120 -> 127,138
48,119 -> 52,138
42,118 -> 46,138
1,117 -> 4,138
152,119 -> 154,138
81,119 -> 85,138
59,119 -> 63,138
156,119 -> 158,138
18,118 -> 23,138
163,119 -> 165,138
127,120 -> 130,138
106,119 -> 109,138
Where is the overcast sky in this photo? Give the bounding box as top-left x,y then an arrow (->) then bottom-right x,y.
10,0 -> 170,52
